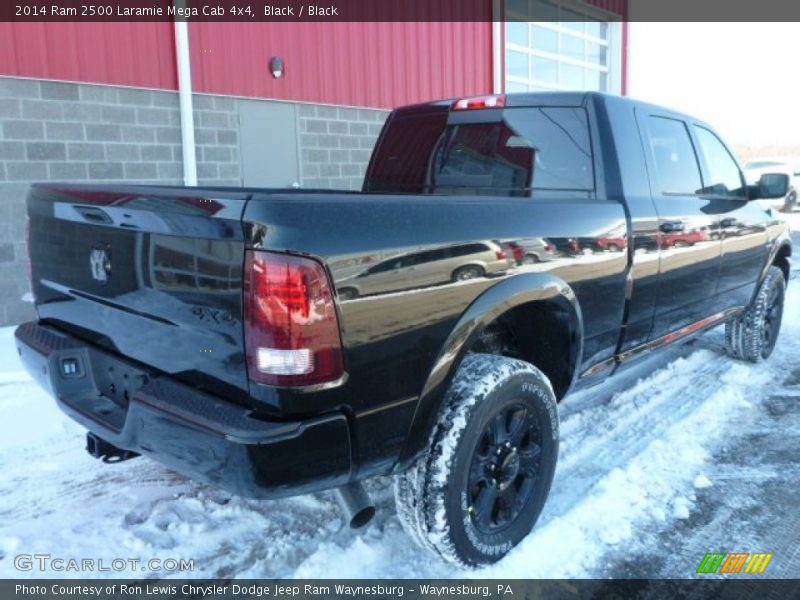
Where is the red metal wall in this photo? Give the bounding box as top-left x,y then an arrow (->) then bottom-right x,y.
189,21 -> 493,108
586,0 -> 628,18
0,22 -> 177,89
0,20 -> 492,109
0,0 -> 624,107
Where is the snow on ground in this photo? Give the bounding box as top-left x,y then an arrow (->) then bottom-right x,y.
0,253 -> 798,579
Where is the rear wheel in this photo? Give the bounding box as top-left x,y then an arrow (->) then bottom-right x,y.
393,353 -> 559,566
725,265 -> 785,361
452,265 -> 484,282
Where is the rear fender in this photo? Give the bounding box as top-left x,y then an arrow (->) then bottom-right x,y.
395,272 -> 583,469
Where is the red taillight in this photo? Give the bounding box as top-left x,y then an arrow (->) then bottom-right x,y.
452,94 -> 506,111
495,248 -> 507,260
243,250 -> 344,387
544,244 -> 554,252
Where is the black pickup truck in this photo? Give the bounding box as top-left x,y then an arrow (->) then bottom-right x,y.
15,92 -> 792,566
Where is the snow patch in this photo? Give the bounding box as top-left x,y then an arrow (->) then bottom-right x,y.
672,497 -> 691,520
693,474 -> 713,489
0,269 -> 798,578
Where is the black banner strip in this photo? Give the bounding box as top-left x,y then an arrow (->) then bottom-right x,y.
4,579 -> 800,600
3,0 -> 800,23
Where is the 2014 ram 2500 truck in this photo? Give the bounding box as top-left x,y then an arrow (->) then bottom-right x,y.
15,92 -> 792,566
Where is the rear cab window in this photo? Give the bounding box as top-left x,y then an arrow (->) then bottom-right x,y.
365,103 -> 595,196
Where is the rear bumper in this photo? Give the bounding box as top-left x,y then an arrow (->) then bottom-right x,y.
14,321 -> 352,499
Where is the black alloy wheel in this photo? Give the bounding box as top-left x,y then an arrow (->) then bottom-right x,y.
467,404 -> 542,533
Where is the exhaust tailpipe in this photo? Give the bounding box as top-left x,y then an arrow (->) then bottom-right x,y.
334,481 -> 375,529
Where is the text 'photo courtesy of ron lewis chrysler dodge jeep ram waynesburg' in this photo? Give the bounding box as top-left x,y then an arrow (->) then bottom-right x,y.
15,92 -> 792,566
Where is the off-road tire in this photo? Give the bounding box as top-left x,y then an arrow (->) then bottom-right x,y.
393,353 -> 559,566
725,265 -> 785,361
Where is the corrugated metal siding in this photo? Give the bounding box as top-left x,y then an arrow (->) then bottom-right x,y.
0,22 -> 177,89
0,0 -> 623,105
189,21 -> 493,108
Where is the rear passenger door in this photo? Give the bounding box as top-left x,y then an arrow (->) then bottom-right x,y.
638,112 -> 722,337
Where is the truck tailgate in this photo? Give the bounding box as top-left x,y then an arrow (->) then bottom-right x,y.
27,184 -> 251,403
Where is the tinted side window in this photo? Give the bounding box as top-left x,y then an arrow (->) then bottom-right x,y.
693,126 -> 746,198
450,243 -> 489,257
367,258 -> 402,274
413,249 -> 450,264
647,116 -> 703,195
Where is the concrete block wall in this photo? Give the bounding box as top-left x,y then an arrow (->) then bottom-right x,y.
299,104 -> 388,190
0,76 -> 244,325
0,75 -> 389,327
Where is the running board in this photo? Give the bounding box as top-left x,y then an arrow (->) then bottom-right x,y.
581,307 -> 744,379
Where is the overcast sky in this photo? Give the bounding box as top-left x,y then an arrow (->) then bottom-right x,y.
627,23 -> 800,147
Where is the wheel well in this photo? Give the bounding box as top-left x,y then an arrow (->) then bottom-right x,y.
774,244 -> 791,282
468,300 -> 577,400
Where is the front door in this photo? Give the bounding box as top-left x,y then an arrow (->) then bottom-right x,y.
637,112 -> 722,338
688,124 -> 770,311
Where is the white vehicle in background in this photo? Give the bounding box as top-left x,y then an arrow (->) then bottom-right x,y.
743,158 -> 799,213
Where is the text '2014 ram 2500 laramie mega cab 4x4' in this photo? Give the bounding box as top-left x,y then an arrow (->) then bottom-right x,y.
15,92 -> 792,566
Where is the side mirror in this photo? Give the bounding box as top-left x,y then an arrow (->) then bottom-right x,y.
756,173 -> 789,199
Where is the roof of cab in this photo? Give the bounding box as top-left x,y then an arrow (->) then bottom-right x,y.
391,91 -> 709,129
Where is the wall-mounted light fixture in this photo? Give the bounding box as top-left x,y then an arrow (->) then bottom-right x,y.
270,56 -> 285,79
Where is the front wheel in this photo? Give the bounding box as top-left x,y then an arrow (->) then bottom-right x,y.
393,353 -> 559,566
725,265 -> 785,361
